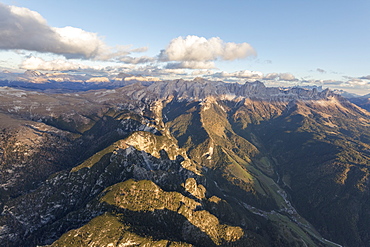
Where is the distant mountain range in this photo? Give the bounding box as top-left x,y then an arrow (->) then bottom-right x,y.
348,94 -> 370,112
0,70 -> 159,92
0,70 -> 366,98
0,78 -> 369,246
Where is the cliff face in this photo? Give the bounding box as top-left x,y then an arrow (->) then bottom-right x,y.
0,80 -> 369,247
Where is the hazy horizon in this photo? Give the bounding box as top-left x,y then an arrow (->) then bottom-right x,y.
0,0 -> 369,95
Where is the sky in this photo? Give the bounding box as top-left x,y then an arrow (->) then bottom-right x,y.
0,0 -> 369,94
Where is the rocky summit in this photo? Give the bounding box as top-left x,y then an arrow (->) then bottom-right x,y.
0,79 -> 369,247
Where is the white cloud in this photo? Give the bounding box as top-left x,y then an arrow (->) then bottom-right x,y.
165,61 -> 216,69
278,73 -> 297,81
344,78 -> 369,87
160,35 -> 256,62
20,56 -> 92,71
263,73 -> 279,80
0,3 -> 143,60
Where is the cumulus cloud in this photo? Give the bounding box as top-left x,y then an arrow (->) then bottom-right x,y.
0,3 -> 143,60
160,35 -> 256,63
263,73 -> 279,80
165,61 -> 216,69
278,73 -> 297,81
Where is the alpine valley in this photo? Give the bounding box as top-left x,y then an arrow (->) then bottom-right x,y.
0,76 -> 369,247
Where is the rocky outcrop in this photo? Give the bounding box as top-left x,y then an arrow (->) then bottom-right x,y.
100,179 -> 244,246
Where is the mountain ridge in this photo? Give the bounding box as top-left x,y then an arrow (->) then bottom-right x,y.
0,79 -> 369,246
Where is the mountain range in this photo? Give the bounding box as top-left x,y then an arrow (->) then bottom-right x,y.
0,77 -> 369,247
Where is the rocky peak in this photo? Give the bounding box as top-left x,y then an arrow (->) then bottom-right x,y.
192,77 -> 208,83
24,70 -> 44,77
146,79 -> 338,102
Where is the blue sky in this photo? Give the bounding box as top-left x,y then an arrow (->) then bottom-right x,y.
0,0 -> 369,94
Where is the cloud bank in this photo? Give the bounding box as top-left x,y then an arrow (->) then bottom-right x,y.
209,70 -> 298,82
0,3 -> 142,60
20,56 -> 92,71
165,61 -> 216,69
